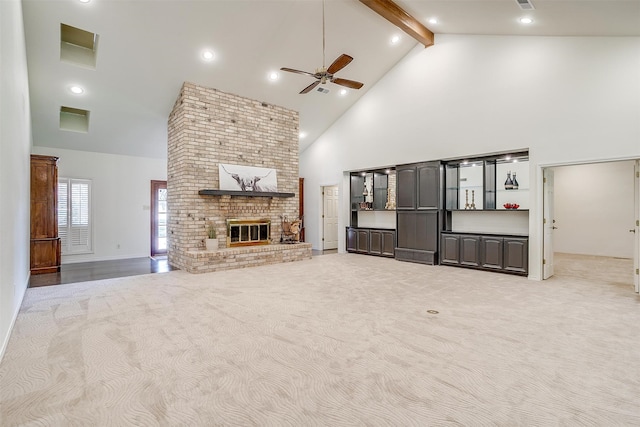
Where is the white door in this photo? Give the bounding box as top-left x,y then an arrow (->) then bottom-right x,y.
323,185 -> 339,250
543,168 -> 555,279
634,161 -> 639,293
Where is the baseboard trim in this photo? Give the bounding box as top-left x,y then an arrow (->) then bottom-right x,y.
0,272 -> 30,364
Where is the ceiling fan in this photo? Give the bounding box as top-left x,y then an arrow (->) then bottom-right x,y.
280,0 -> 364,94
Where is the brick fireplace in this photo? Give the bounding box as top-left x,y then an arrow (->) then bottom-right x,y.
167,82 -> 311,273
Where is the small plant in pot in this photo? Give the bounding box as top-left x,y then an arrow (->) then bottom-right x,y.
205,222 -> 218,251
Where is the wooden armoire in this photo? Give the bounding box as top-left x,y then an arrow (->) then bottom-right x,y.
30,154 -> 61,274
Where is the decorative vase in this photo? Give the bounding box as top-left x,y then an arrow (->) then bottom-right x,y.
205,238 -> 218,251
512,172 -> 519,190
504,171 -> 513,190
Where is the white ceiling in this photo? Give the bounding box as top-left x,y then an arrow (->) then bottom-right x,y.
22,0 -> 640,158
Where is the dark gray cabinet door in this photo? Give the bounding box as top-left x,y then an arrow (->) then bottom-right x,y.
504,237 -> 528,274
460,235 -> 481,267
397,211 -> 417,250
369,230 -> 382,255
396,166 -> 416,210
441,234 -> 460,265
382,231 -> 395,256
481,236 -> 503,270
416,211 -> 439,252
417,162 -> 440,210
346,227 -> 357,252
356,229 -> 369,253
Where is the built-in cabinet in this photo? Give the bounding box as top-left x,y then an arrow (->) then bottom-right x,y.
441,152 -> 529,275
348,167 -> 396,258
350,169 -> 396,227
395,161 -> 441,265
346,151 -> 529,276
441,232 -> 528,275
30,155 -> 61,275
346,227 -> 395,257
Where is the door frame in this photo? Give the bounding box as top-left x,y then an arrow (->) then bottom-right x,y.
316,183 -> 344,251
150,180 -> 167,257
322,185 -> 339,250
538,156 -> 639,285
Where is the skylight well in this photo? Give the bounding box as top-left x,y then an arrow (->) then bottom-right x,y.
60,23 -> 99,69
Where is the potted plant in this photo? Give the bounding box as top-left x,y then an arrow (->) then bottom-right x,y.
205,222 -> 218,251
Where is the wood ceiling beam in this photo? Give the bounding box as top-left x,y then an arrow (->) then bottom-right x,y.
359,0 -> 434,48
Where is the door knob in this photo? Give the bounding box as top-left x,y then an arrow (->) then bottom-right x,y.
630,229 -> 637,233
552,226 -> 558,229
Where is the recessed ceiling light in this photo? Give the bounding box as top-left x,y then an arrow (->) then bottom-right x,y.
519,17 -> 533,24
428,18 -> 438,25
390,35 -> 401,45
201,50 -> 215,61
268,71 -> 279,81
299,132 -> 307,139
78,0 -> 91,3
339,89 -> 347,96
69,85 -> 84,95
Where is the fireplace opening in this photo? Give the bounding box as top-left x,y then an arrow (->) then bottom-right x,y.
227,219 -> 271,247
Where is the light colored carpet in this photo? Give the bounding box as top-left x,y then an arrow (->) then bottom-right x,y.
1,253 -> 638,426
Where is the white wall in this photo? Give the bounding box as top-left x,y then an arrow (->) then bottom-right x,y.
0,0 -> 32,360
300,35 -> 640,280
553,161 -> 635,258
32,147 -> 167,263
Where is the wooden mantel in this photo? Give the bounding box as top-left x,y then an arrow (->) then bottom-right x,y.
198,189 -> 295,198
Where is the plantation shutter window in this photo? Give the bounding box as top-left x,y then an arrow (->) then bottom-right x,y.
57,178 -> 92,254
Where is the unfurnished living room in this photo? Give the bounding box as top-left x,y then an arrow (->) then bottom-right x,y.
1,0 -> 639,425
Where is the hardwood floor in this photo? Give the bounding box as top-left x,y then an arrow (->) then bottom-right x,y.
28,250 -> 335,287
29,256 -> 174,287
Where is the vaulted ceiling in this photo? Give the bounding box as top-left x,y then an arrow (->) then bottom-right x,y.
22,0 -> 640,158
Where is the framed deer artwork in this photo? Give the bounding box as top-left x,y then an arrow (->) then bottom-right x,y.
218,164 -> 278,192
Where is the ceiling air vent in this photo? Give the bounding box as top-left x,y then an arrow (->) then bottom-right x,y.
316,87 -> 329,94
60,23 -> 99,69
515,0 -> 535,10
60,106 -> 90,133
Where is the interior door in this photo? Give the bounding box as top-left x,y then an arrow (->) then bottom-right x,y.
151,180 -> 167,257
323,185 -> 339,250
634,161 -> 639,293
543,168 -> 555,279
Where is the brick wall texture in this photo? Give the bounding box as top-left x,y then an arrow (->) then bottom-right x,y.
167,82 -> 307,272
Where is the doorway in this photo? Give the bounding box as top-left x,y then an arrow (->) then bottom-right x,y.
322,185 -> 339,250
150,180 -> 167,257
542,160 -> 638,292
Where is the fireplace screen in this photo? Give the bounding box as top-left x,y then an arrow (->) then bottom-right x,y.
226,219 -> 271,247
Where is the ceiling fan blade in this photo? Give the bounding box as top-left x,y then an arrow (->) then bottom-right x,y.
281,67 -> 316,78
332,78 -> 364,90
300,80 -> 320,94
326,54 -> 353,75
